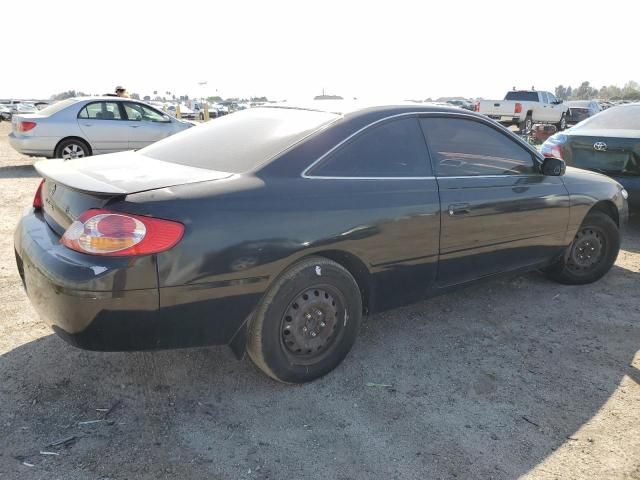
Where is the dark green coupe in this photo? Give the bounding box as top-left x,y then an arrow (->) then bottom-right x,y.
542,103 -> 639,208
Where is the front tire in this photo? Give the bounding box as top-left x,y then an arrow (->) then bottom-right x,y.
55,138 -> 91,160
543,211 -> 619,285
247,257 -> 362,383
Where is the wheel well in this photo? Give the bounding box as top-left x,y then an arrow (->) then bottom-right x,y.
309,250 -> 373,315
589,200 -> 619,226
54,136 -> 92,156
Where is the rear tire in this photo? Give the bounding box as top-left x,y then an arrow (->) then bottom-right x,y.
247,257 -> 362,383
519,114 -> 533,134
55,138 -> 91,160
543,211 -> 619,285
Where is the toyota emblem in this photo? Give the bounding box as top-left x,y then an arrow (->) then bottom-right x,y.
593,142 -> 607,152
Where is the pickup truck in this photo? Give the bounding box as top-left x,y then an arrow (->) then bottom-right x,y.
476,90 -> 569,132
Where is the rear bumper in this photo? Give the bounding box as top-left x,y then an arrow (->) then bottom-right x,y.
486,115 -> 520,125
8,132 -> 55,157
14,209 -> 251,351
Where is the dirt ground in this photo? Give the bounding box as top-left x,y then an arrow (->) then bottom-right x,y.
0,121 -> 638,480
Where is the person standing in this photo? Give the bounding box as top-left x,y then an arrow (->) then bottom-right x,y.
115,86 -> 129,98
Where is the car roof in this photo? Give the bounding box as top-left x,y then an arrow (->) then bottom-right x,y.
259,100 -> 471,119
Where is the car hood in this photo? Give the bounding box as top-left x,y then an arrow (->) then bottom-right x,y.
35,150 -> 233,195
563,166 -> 624,189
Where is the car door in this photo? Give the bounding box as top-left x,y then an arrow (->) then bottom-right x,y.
546,92 -> 562,122
77,101 -> 131,154
536,91 -> 553,122
122,102 -> 176,149
420,115 -> 570,287
304,116 -> 440,310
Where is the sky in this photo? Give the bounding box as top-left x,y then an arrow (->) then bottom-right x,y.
3,0 -> 639,102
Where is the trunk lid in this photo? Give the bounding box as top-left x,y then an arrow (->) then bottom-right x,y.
565,129 -> 640,176
35,150 -> 232,195
36,150 -> 233,233
479,100 -> 516,117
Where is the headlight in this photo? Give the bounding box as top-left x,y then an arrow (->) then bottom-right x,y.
620,188 -> 629,200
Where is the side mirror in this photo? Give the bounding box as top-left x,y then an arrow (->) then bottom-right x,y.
541,157 -> 566,176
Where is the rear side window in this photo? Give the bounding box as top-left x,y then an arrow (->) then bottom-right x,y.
141,108 -> 340,173
421,117 -> 535,176
309,118 -> 431,177
78,102 -> 122,120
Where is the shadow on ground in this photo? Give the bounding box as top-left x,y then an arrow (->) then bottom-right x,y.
0,164 -> 38,179
1,260 -> 638,479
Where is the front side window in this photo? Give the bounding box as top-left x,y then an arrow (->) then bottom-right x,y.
547,93 -> 557,104
421,117 -> 536,176
124,102 -> 169,122
78,102 -> 122,120
309,117 -> 430,177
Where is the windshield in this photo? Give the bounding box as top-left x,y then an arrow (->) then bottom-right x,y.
37,98 -> 78,116
141,107 -> 340,173
504,91 -> 539,102
576,105 -> 640,130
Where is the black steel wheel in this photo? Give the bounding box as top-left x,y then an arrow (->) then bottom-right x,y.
248,257 -> 362,383
280,286 -> 344,363
543,211 -> 619,285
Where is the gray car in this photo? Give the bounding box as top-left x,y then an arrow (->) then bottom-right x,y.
9,97 -> 194,159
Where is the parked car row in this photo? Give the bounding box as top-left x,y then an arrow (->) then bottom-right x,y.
0,102 -> 39,121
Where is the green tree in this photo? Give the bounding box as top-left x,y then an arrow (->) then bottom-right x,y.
130,92 -> 140,100
555,85 -> 567,100
207,96 -> 223,103
50,90 -> 88,100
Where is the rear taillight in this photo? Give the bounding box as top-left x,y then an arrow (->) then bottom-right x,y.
33,179 -> 45,209
17,121 -> 37,132
61,209 -> 184,256
541,134 -> 567,160
474,102 -> 480,112
514,103 -> 522,114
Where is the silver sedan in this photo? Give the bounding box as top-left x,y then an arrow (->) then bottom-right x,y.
8,97 -> 194,159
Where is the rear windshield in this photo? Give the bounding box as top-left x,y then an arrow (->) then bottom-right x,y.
37,98 -> 78,116
141,108 -> 340,173
577,105 -> 640,130
504,91 -> 539,102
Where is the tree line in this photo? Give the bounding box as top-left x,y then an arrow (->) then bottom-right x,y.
555,80 -> 640,101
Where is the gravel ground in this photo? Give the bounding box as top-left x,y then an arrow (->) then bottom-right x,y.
0,121 -> 638,479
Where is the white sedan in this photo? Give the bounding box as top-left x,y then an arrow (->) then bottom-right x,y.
8,97 -> 194,159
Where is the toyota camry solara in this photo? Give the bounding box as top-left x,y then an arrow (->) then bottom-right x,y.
14,104 -> 629,383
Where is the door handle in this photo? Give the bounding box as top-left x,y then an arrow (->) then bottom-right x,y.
83,124 -> 93,127
129,125 -> 140,128
448,203 -> 470,216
